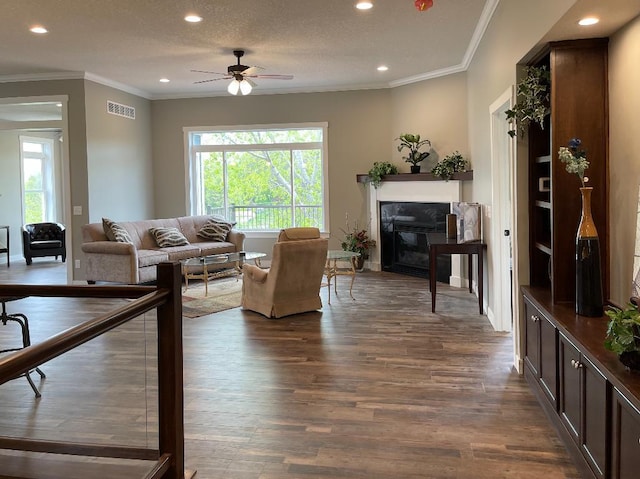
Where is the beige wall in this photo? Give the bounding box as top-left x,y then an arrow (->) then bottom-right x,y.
390,72 -> 469,174
467,0 -> 574,317
0,130 -> 22,262
0,79 -> 88,276
151,89 -> 392,253
84,81 -> 154,223
609,14 -> 640,305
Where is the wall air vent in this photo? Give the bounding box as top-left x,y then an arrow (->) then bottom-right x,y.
106,100 -> 135,120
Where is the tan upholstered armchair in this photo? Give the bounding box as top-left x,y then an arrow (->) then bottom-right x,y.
241,227 -> 328,318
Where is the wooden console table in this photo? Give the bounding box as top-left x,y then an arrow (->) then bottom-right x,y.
0,225 -> 8,267
427,232 -> 486,314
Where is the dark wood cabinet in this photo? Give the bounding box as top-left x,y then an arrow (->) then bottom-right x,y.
524,296 -> 558,408
527,39 -> 609,303
611,388 -> 640,479
522,287 -> 640,479
559,333 -> 608,478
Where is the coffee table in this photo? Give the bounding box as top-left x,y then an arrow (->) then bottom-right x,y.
181,251 -> 266,296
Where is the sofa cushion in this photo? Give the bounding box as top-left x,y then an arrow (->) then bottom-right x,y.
197,217 -> 236,242
198,241 -> 236,257
163,245 -> 202,261
149,227 -> 190,247
103,218 -> 133,244
137,249 -> 170,268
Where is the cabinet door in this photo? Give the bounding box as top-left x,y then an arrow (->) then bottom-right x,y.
611,388 -> 640,479
581,355 -> 608,479
539,315 -> 558,408
559,333 -> 581,442
524,299 -> 541,376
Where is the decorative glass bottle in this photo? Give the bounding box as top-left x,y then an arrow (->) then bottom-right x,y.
575,187 -> 604,316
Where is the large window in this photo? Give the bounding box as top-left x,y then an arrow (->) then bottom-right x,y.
20,136 -> 56,224
186,124 -> 328,232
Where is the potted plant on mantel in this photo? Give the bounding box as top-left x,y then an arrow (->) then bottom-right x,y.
431,151 -> 468,181
396,133 -> 431,173
366,161 -> 398,189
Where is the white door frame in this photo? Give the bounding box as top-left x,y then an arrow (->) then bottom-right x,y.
489,88 -> 517,333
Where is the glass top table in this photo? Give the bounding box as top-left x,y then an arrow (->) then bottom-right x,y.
324,250 -> 360,304
181,251 -> 266,295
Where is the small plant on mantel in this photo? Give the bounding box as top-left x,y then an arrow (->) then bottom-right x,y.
366,161 -> 398,189
505,65 -> 550,138
431,151 -> 468,180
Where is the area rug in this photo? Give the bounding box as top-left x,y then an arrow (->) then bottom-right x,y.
181,277 -> 242,318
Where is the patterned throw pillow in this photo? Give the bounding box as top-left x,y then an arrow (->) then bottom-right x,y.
149,227 -> 190,247
102,217 -> 133,244
197,217 -> 236,242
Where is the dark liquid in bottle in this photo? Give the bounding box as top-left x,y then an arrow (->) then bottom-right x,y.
576,237 -> 604,317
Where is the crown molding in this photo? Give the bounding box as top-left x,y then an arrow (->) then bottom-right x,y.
83,72 -> 151,99
389,0 -> 500,88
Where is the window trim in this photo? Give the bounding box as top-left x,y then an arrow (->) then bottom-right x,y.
19,135 -> 56,224
183,123 -> 330,237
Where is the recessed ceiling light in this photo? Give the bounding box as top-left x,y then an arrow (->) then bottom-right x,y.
159,78 -> 170,83
356,2 -> 373,10
30,25 -> 48,34
377,65 -> 389,72
579,17 -> 599,26
184,14 -> 203,23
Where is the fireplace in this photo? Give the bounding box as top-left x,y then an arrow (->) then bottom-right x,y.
380,202 -> 451,281
367,177 -> 464,287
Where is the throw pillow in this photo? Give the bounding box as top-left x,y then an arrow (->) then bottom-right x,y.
149,227 -> 190,247
197,217 -> 236,242
102,217 -> 133,244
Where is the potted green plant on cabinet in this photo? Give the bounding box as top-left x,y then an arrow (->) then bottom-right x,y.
604,303 -> 640,370
505,65 -> 550,138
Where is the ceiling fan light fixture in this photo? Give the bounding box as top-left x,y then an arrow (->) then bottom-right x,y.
227,79 -> 240,95
239,79 -> 253,95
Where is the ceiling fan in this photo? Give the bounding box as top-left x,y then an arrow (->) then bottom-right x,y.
191,50 -> 294,95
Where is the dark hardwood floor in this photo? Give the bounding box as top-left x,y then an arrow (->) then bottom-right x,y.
0,259 -> 579,478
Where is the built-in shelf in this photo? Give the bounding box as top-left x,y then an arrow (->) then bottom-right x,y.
535,155 -> 551,163
356,171 -> 473,184
535,242 -> 552,255
535,200 -> 551,209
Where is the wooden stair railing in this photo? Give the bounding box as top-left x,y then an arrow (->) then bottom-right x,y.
0,262 -> 191,479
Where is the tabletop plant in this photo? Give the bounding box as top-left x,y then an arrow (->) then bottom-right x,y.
340,215 -> 375,258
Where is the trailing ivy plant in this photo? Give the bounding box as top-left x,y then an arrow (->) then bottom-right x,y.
367,161 -> 398,189
505,65 -> 550,138
431,151 -> 467,181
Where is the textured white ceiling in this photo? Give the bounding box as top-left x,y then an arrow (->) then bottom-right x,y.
0,0 -> 638,99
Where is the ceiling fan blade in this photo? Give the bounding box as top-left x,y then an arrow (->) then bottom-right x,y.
244,78 -> 257,87
242,66 -> 264,76
190,69 -> 229,76
193,77 -> 232,84
254,74 -> 294,80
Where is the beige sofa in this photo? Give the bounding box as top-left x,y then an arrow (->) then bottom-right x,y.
81,215 -> 245,284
